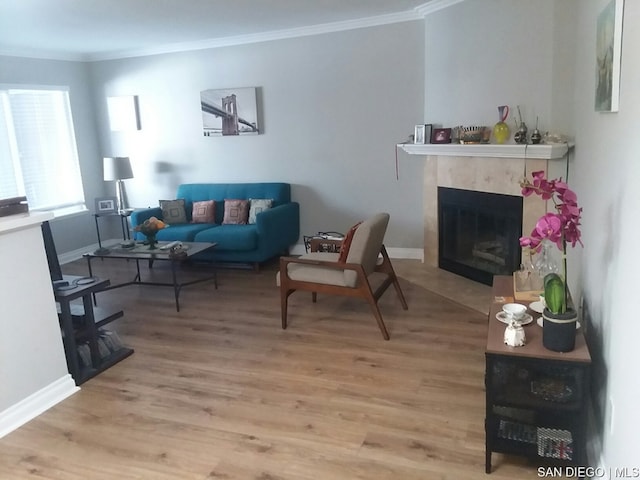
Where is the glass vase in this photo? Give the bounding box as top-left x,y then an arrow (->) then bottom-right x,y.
535,240 -> 559,282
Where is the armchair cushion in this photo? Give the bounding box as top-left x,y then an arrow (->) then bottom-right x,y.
277,252 -> 348,287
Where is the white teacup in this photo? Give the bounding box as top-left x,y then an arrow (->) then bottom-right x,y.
503,303 -> 527,321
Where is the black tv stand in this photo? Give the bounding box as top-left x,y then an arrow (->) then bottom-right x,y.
54,275 -> 133,385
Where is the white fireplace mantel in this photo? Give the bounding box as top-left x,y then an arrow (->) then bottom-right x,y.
399,142 -> 572,159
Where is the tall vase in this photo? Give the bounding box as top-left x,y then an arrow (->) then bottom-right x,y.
493,105 -> 510,144
535,240 -> 559,280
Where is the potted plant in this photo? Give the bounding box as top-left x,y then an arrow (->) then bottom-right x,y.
519,171 -> 583,352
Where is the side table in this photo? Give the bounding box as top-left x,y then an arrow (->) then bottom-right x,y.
485,276 -> 591,475
94,209 -> 134,243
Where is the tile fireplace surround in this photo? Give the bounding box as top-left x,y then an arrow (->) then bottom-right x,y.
399,143 -> 572,268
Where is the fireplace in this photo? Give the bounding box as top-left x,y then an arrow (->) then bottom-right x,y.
438,187 -> 523,285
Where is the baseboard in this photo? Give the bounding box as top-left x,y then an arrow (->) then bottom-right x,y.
0,375 -> 79,438
386,247 -> 424,261
290,244 -> 423,261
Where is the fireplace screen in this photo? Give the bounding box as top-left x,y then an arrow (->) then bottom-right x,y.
438,187 -> 522,285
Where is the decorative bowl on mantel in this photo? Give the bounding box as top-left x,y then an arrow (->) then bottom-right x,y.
457,125 -> 491,144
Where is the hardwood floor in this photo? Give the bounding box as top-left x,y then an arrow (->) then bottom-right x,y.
0,258 -> 539,479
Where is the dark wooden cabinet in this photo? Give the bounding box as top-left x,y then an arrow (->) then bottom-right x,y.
485,276 -> 591,474
54,275 -> 133,385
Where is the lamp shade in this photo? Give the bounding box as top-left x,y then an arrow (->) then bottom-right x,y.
103,156 -> 133,181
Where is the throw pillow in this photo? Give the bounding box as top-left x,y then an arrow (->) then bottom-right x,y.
159,199 -> 187,224
338,221 -> 363,263
248,198 -> 273,224
191,200 -> 216,224
222,199 -> 249,225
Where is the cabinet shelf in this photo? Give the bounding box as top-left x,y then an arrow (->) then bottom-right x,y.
54,275 -> 133,385
59,303 -> 124,340
74,346 -> 134,384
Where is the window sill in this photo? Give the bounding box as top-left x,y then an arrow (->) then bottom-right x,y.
34,204 -> 88,219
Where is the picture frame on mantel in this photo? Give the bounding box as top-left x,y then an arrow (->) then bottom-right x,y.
414,124 -> 432,145
431,128 -> 452,144
595,0 -> 624,112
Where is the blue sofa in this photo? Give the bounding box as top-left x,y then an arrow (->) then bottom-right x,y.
130,183 -> 300,268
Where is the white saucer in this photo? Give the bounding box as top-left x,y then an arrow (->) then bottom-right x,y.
536,318 -> 581,329
529,301 -> 545,314
496,311 -> 533,326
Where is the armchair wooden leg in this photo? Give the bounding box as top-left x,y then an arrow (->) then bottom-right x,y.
364,293 -> 390,340
379,246 -> 408,310
391,276 -> 408,310
312,292 -> 317,303
281,288 -> 294,329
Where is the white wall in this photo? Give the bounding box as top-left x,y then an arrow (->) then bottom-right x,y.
571,0 -> 640,472
424,0 -> 557,135
0,213 -> 77,437
424,0 -> 639,471
88,22 -> 426,249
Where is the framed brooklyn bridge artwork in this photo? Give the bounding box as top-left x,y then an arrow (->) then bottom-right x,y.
201,87 -> 260,136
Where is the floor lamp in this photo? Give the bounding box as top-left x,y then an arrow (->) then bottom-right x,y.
103,156 -> 133,213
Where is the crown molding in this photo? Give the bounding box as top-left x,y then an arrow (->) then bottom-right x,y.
0,47 -> 84,62
3,1 -> 465,62
87,9 -> 424,61
414,0 -> 466,16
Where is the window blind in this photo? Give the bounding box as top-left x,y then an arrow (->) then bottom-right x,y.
0,87 -> 85,213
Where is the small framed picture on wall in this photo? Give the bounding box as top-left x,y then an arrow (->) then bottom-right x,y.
95,196 -> 118,214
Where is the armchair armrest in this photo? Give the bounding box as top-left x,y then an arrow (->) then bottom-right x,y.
280,255 -> 357,271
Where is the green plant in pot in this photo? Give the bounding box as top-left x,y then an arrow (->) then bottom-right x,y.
520,171 -> 583,352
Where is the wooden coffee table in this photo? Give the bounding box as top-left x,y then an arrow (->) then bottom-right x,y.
84,241 -> 217,311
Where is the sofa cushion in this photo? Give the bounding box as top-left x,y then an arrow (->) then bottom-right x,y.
223,199 -> 249,225
248,198 -> 273,224
155,223 -> 215,242
194,224 -> 258,251
192,200 -> 216,223
160,199 -> 188,224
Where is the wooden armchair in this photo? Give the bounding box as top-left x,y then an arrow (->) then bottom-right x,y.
277,213 -> 408,340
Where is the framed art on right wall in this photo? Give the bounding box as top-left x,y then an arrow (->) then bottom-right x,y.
595,0 -> 624,112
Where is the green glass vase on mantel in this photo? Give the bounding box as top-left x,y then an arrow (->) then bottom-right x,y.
493,105 -> 510,144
